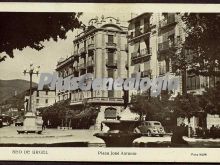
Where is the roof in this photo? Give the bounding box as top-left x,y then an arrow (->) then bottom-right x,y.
128,13 -> 152,23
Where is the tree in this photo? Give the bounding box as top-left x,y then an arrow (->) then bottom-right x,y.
129,92 -> 172,121
0,12 -> 82,62
130,93 -> 153,120
199,82 -> 220,114
182,13 -> 220,77
173,93 -> 201,119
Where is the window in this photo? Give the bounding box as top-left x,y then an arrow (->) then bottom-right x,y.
187,75 -> 200,90
135,21 -> 140,29
84,40 -> 86,48
45,99 -> 48,104
153,122 -> 161,125
36,91 -> 39,97
108,51 -> 114,64
144,18 -> 150,33
36,99 -> 39,103
108,35 -> 114,43
159,61 -> 166,75
45,91 -> 48,95
135,21 -> 141,37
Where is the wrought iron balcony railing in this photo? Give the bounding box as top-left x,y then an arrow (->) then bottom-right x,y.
106,42 -> 117,49
131,48 -> 152,60
79,47 -> 86,54
158,38 -> 182,52
88,43 -> 95,50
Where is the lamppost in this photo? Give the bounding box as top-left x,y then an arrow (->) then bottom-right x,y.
23,63 -> 40,112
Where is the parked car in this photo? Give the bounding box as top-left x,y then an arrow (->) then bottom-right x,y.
15,116 -> 24,126
15,120 -> 23,126
134,121 -> 165,137
0,114 -> 12,126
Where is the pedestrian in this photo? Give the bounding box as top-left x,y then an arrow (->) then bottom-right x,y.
210,125 -> 216,139
42,120 -> 46,130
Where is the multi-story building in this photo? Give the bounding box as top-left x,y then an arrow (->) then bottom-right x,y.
24,86 -> 56,113
127,13 -> 159,99
128,12 -> 215,97
56,16 -> 128,128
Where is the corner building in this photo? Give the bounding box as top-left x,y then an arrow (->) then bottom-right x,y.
56,16 -> 128,129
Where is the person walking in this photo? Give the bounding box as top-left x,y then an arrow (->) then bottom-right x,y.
42,120 -> 46,130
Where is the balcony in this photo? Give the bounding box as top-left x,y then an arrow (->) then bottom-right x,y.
87,60 -> 94,68
79,63 -> 86,70
129,27 -> 151,42
79,47 -> 86,55
131,48 -> 152,62
88,43 -> 95,51
70,99 -> 83,105
106,42 -> 117,50
56,56 -> 75,70
135,28 -> 143,37
141,70 -> 152,78
158,40 -> 170,52
106,59 -> 117,68
159,14 -> 177,29
73,65 -> 79,72
158,38 -> 182,53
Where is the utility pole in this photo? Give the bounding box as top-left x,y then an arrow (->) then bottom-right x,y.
23,63 -> 40,112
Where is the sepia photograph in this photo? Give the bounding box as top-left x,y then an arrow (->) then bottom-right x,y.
0,3 -> 220,162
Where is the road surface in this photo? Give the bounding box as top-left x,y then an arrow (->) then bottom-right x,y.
1,125 -> 220,147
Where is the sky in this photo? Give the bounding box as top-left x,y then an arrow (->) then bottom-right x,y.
0,12 -> 133,83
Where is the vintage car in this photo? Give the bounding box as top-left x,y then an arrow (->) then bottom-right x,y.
134,121 -> 165,137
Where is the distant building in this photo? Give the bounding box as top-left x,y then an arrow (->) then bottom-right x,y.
24,86 -> 56,113
56,16 -> 128,129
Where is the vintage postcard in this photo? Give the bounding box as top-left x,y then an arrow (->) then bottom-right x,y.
0,2 -> 220,162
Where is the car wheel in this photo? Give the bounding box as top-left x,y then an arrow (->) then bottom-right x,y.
147,130 -> 152,137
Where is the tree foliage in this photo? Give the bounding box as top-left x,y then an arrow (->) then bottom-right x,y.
0,12 -> 82,62
172,93 -> 201,118
129,92 -> 172,121
199,82 -> 220,114
39,99 -> 100,128
182,13 -> 220,76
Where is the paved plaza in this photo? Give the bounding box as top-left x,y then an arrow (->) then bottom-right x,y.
1,125 -> 220,147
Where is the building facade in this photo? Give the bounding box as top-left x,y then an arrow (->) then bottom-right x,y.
24,87 -> 56,113
128,13 -> 217,98
127,13 -> 159,100
56,16 -> 128,129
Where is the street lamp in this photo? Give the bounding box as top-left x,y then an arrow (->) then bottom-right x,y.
17,63 -> 42,134
23,63 -> 40,112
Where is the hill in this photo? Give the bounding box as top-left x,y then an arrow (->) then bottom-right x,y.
0,79 -> 37,103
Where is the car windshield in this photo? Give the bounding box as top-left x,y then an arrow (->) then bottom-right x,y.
153,122 -> 161,125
